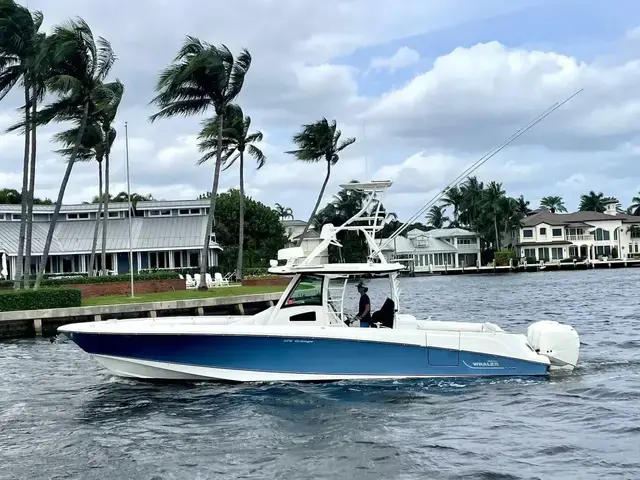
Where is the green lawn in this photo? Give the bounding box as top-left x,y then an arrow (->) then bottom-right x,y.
82,285 -> 285,306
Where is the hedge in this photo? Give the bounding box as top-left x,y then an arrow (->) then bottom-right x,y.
494,250 -> 516,266
41,271 -> 180,285
0,288 -> 81,312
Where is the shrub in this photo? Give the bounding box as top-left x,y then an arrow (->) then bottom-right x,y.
494,250 -> 515,266
41,271 -> 180,285
0,288 -> 81,312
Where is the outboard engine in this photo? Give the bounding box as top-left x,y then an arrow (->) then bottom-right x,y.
527,320 -> 580,371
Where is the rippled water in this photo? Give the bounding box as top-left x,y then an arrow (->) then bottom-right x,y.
1,269 -> 639,479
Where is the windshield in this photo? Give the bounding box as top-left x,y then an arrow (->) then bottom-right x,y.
283,274 -> 323,307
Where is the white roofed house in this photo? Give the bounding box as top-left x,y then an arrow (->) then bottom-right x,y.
377,227 -> 482,273
281,219 -> 328,265
516,200 -> 640,263
0,199 -> 222,280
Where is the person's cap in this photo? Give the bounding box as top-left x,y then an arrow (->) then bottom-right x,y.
356,281 -> 366,289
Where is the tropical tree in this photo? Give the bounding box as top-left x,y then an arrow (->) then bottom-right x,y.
54,120 -> 107,276
578,191 -> 607,213
32,19 -> 120,289
197,104 -> 265,280
628,192 -> 640,216
274,203 -> 293,220
515,195 -> 531,216
98,82 -> 123,276
539,195 -> 567,213
440,186 -> 463,227
0,0 -> 45,288
150,37 -> 251,290
286,118 -> 355,246
482,181 -> 506,250
426,205 -> 449,229
458,176 -> 484,228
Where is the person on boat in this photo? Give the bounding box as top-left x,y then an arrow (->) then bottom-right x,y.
355,282 -> 371,327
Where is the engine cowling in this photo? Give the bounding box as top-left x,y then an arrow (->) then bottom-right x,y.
527,320 -> 580,371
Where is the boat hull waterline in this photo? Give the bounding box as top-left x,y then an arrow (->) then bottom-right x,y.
62,331 -> 550,382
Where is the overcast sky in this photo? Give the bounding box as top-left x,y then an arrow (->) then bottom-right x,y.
1,0 -> 640,220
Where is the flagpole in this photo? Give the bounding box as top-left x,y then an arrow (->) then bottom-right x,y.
125,122 -> 135,297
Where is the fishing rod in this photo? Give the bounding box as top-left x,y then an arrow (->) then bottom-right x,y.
373,88 -> 583,256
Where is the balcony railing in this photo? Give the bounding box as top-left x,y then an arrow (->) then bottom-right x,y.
457,244 -> 478,249
567,235 -> 593,241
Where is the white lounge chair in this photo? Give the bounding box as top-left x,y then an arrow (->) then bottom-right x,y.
185,274 -> 197,289
194,273 -> 203,289
214,272 -> 230,286
205,273 -> 215,288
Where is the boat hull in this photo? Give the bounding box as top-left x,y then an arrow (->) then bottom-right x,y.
64,332 -> 550,381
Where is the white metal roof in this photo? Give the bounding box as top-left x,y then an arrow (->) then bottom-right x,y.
135,199 -> 212,210
0,216 -> 221,256
0,203 -> 131,214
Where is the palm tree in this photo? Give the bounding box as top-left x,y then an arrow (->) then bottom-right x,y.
286,118 -> 355,246
579,191 -> 607,213
539,195 -> 567,213
274,203 -> 293,220
150,37 -> 251,290
55,121 -> 107,276
628,192 -> 640,216
515,195 -> 531,216
0,1 -> 44,288
440,186 -> 463,227
98,82 -> 123,276
458,176 -> 484,229
197,104 -> 265,280
426,205 -> 449,229
32,19 -> 119,289
482,181 -> 506,250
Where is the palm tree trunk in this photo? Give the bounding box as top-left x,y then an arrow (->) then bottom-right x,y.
101,131 -> 110,276
23,83 -> 38,289
236,151 -> 245,281
199,111 -> 224,290
297,160 -> 331,247
89,161 -> 103,276
494,215 -> 500,251
34,101 -> 90,290
14,84 -> 31,289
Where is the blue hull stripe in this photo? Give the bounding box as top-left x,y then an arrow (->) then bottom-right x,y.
67,333 -> 549,377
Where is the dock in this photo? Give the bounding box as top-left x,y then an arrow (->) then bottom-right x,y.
402,259 -> 640,276
0,292 -> 282,340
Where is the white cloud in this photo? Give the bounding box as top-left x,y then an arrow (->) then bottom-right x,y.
2,1 -> 640,221
370,47 -> 420,72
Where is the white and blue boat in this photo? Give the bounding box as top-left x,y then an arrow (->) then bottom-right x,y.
58,181 -> 580,382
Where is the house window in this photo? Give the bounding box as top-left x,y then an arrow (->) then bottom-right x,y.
12,214 -> 21,221
457,238 -> 472,245
178,208 -> 200,216
523,229 -> 533,238
538,247 -> 550,261
551,247 -> 563,260
189,252 -> 199,267
101,211 -> 121,218
0,213 -> 5,221
149,252 -> 169,269
523,248 -> 536,259
595,228 -> 610,241
552,228 -> 562,237
614,229 -> 618,241
66,213 -> 89,220
149,209 -> 171,217
540,227 -> 547,235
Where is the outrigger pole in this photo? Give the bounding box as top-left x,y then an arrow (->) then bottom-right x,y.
372,88 -> 584,257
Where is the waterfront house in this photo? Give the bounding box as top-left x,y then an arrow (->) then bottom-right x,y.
281,219 -> 327,265
377,227 -> 482,272
516,201 -> 640,262
0,199 -> 222,280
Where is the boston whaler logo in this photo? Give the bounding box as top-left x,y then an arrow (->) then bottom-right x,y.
471,360 -> 500,368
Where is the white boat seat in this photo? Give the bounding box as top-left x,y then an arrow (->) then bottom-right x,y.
416,320 -> 504,333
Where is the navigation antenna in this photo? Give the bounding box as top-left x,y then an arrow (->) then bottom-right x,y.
372,88 -> 583,258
